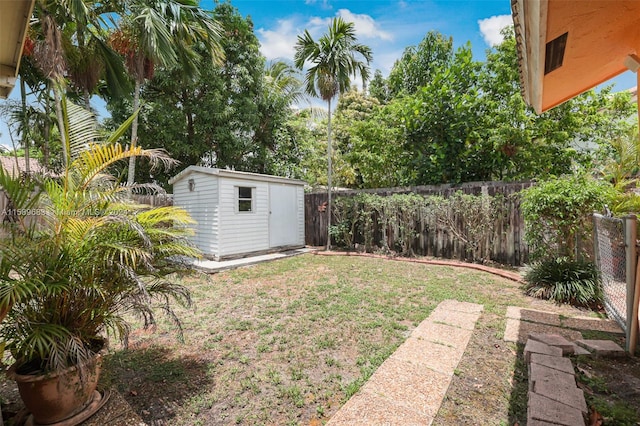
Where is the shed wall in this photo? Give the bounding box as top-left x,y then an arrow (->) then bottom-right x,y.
218,177 -> 270,257
295,185 -> 305,245
173,173 -> 219,257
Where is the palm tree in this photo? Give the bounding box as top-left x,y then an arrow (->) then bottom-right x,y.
264,60 -> 305,106
111,0 -> 223,189
294,17 -> 372,249
26,0 -> 126,167
0,97 -> 198,375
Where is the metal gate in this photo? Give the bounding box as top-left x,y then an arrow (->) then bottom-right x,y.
593,214 -> 639,352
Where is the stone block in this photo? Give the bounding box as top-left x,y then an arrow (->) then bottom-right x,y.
572,344 -> 592,356
528,333 -> 575,355
326,390 -> 433,426
524,339 -> 563,363
530,352 -> 575,374
528,392 -> 586,426
511,321 -> 583,344
562,316 -> 624,334
503,318 -> 522,343
506,307 -> 562,326
427,309 -> 481,331
390,337 -> 463,375
575,339 -> 626,358
530,363 -> 587,414
411,321 -> 473,350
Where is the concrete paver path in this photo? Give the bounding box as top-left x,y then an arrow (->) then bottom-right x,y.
327,299 -> 483,426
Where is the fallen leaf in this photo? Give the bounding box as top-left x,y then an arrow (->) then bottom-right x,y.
588,406 -> 604,426
129,390 -> 138,396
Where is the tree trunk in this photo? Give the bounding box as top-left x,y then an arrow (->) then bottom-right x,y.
127,79 -> 142,190
53,82 -> 68,168
43,81 -> 51,167
20,78 -> 29,175
326,98 -> 332,251
83,89 -> 91,110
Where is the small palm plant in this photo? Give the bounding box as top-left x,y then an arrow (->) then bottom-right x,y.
0,98 -> 199,377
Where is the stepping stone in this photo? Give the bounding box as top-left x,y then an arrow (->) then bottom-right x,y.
529,353 -> 575,374
529,363 -> 587,414
528,333 -> 575,355
505,321 -> 582,344
562,316 -> 623,334
575,339 -> 626,358
524,339 -> 562,363
506,307 -> 561,326
571,344 -> 591,356
503,318 -> 522,343
428,309 -> 480,331
411,321 -> 473,350
528,392 -> 586,426
436,299 -> 483,314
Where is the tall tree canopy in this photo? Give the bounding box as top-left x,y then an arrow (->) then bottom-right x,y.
357,29 -> 636,187
107,2 -> 302,187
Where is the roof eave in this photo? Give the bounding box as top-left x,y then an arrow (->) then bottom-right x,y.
512,0 -> 548,114
169,165 -> 306,186
0,0 -> 36,99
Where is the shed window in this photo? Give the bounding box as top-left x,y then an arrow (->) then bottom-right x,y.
238,186 -> 254,212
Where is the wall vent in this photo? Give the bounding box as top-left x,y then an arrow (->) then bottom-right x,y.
545,32 -> 568,75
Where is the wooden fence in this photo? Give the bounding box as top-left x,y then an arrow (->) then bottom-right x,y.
305,181 -> 534,266
131,193 -> 173,207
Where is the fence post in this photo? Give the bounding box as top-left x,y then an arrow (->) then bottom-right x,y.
624,215 -> 637,353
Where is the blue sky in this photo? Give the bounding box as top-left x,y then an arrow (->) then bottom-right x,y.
215,0 -> 517,76
1,0 -> 637,148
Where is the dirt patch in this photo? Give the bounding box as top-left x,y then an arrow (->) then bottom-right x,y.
576,348 -> 640,425
435,314 -> 640,425
434,312 -> 526,425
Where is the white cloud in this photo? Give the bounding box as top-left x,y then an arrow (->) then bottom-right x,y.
256,19 -> 299,61
478,15 -> 513,46
307,16 -> 331,34
336,9 -> 393,41
256,9 -> 391,62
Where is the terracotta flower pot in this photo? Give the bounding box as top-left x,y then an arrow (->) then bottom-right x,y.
7,340 -> 106,425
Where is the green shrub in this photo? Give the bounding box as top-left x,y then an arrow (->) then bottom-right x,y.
524,258 -> 602,307
520,175 -> 615,261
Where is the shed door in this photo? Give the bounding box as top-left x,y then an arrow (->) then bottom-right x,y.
269,184 -> 299,247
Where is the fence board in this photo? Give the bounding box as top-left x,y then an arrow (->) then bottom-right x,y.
131,193 -> 173,207
305,181 -> 533,266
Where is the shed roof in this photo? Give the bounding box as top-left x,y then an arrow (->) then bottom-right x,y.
0,0 -> 35,99
512,0 -> 640,113
169,166 -> 306,186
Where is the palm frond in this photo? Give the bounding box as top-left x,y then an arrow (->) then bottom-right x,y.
63,97 -> 100,161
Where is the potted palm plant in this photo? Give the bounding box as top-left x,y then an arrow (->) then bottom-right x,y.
0,99 -> 199,425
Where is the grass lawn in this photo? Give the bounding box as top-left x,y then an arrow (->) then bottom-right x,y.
101,253 -> 566,426
2,254 -> 607,425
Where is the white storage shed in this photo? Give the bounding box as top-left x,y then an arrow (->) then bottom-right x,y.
169,166 -> 305,260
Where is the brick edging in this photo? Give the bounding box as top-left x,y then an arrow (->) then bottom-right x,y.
311,250 -> 523,283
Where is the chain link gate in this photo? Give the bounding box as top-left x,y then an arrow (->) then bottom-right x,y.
593,214 -> 639,353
